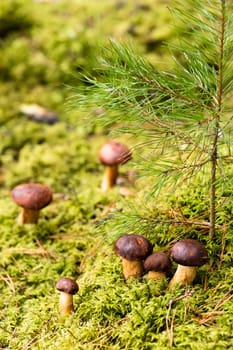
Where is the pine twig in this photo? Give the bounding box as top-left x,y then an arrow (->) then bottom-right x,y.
166,290 -> 195,346
194,289 -> 233,325
2,247 -> 59,258
0,272 -> 16,294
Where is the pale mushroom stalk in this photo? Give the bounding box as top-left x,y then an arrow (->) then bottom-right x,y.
101,165 -> 118,191
122,258 -> 144,279
168,265 -> 197,289
147,271 -> 167,280
58,291 -> 75,315
18,208 -> 40,224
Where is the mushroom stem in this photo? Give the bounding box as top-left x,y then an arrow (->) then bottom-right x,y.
59,292 -> 74,315
18,208 -> 40,224
147,271 -> 166,280
122,258 -> 144,279
101,165 -> 118,191
169,265 -> 197,289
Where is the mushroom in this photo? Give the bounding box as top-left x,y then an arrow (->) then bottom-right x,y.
118,186 -> 135,197
19,103 -> 59,124
144,252 -> 172,280
168,239 -> 208,289
114,234 -> 153,280
56,277 -> 79,315
98,140 -> 132,191
11,183 -> 53,224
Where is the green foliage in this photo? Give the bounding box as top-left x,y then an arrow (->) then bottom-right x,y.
74,0 -> 233,198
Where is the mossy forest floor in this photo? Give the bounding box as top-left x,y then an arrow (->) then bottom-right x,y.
0,0 -> 232,349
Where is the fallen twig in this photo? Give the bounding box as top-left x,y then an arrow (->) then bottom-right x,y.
0,272 -> 16,294
194,289 -> 233,325
166,289 -> 195,346
2,248 -> 59,259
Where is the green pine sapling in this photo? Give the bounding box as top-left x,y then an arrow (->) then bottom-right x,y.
74,0 -> 233,239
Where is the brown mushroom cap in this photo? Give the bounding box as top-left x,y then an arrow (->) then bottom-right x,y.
98,141 -> 132,166
114,234 -> 153,261
144,252 -> 172,273
11,183 -> 53,210
56,278 -> 79,295
170,239 -> 208,267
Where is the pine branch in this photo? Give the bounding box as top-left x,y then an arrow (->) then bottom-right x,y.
71,0 -> 233,237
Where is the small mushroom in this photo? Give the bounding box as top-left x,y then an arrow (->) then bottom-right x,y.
114,234 -> 153,280
118,186 -> 135,197
168,239 -> 208,289
56,277 -> 79,315
144,252 -> 172,280
11,183 -> 53,224
20,103 -> 59,124
98,140 -> 132,191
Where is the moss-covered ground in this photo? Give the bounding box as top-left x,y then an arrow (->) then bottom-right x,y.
0,0 -> 232,349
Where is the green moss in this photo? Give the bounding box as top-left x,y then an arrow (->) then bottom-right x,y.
0,0 -> 35,38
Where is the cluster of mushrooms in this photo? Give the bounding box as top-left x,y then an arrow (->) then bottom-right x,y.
114,234 -> 208,288
10,140 -> 208,315
54,235 -> 208,315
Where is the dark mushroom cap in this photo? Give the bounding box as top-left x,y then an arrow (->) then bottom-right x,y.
11,183 -> 53,210
56,278 -> 79,295
114,234 -> 153,261
144,252 -> 172,273
98,141 -> 132,166
170,239 -> 208,267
